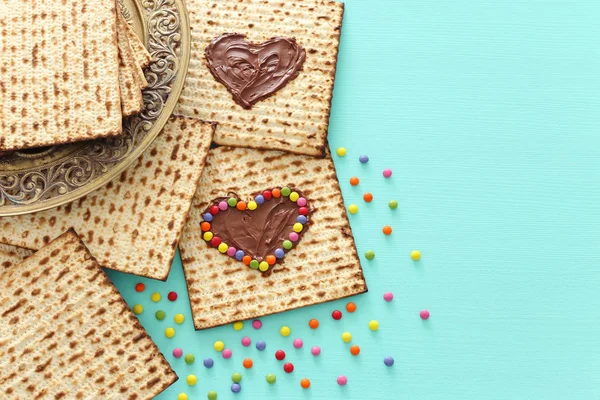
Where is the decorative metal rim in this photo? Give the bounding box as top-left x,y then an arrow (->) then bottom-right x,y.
0,0 -> 191,216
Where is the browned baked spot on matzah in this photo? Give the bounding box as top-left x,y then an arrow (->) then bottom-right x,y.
0,117 -> 215,280
179,146 -> 367,330
0,231 -> 177,398
174,0 -> 344,157
0,243 -> 34,270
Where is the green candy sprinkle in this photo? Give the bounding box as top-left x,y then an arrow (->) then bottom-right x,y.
388,200 -> 398,209
249,260 -> 259,269
281,187 -> 291,197
155,310 -> 166,320
227,198 -> 237,207
282,240 -> 293,250
266,374 -> 276,384
365,250 -> 375,260
232,372 -> 242,383
184,354 -> 195,365
207,390 -> 217,400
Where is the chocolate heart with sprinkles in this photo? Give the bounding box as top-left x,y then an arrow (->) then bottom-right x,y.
200,187 -> 310,273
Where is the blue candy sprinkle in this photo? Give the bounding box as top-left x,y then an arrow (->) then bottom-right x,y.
203,213 -> 213,222
204,357 -> 214,368
384,356 -> 394,366
235,250 -> 245,261
274,248 -> 285,259
231,383 -> 241,393
255,195 -> 265,205
256,340 -> 266,351
296,215 -> 307,224
359,155 -> 369,163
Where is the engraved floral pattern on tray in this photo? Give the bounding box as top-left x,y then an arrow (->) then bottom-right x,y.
0,0 -> 187,215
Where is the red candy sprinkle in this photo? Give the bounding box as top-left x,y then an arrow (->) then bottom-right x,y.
135,283 -> 145,292
168,292 -> 177,301
332,310 -> 342,320
283,362 -> 294,373
299,207 -> 309,216
211,237 -> 222,247
210,205 -> 219,215
275,350 -> 286,361
263,190 -> 272,200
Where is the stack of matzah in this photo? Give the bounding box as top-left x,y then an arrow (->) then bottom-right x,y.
0,0 -> 151,152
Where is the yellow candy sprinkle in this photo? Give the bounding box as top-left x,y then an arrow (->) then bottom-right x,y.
177,393 -> 188,400
174,314 -> 185,324
151,292 -> 161,302
233,321 -> 244,331
247,201 -> 258,210
411,250 -> 421,261
369,320 -> 380,331
293,223 -> 303,233
165,327 -> 175,338
132,304 -> 143,315
218,243 -> 228,253
214,340 -> 225,352
341,332 -> 352,342
259,261 -> 269,271
289,192 -> 300,202
280,326 -> 291,337
186,374 -> 197,386
337,147 -> 347,157
203,231 -> 213,241
348,204 -> 358,214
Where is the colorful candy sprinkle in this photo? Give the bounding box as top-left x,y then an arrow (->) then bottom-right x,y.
384,356 -> 395,366
255,194 -> 265,204
383,168 -> 393,178
249,260 -> 259,270
132,304 -> 143,315
411,250 -> 421,261
178,393 -> 188,400
336,147 -> 347,157
201,221 -> 211,231
247,201 -> 258,211
297,197 -> 307,207
420,310 -> 430,320
309,319 -> 319,329
283,363 -> 294,373
222,349 -> 232,359
155,310 -> 166,320
388,199 -> 398,209
293,338 -> 303,349
275,350 -> 286,361
232,372 -> 242,383
311,346 -> 321,356
348,204 -> 358,214
349,176 -> 359,186
282,240 -> 293,250
341,332 -> 352,343
332,310 -> 342,320
233,321 -> 244,331
346,302 -> 357,313
135,282 -> 145,292
289,192 -> 299,202
369,320 -> 379,331
203,213 -> 213,221
241,337 -> 251,346
289,231 -> 300,241
227,198 -> 237,207
214,341 -> 225,352
256,340 -> 266,351
203,357 -> 214,368
266,374 -> 276,384
186,374 -> 197,386
365,250 -> 375,260
218,243 -> 228,253
243,358 -> 253,369
174,314 -> 184,324
300,378 -> 311,389
274,248 -> 285,258
231,383 -> 241,393
173,348 -> 183,358
227,247 -> 237,257
207,391 -> 217,400
252,320 -> 262,329
203,232 -> 213,241
350,345 -> 360,356
383,292 -> 394,302
281,187 -> 291,197
151,292 -> 161,302
236,201 -> 247,211
165,327 -> 175,338
185,354 -> 195,365
382,225 -> 392,235
218,201 -> 228,211
293,223 -> 303,233
280,326 -> 291,337
210,205 -> 218,215
258,261 -> 269,271
359,155 -> 369,163
363,192 -> 373,202
337,376 -> 348,386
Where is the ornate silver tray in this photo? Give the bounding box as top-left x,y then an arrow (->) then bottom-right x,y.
0,0 -> 190,216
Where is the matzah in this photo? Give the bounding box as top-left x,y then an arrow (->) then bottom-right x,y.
122,15 -> 152,69
179,146 -> 367,329
116,11 -> 145,116
0,0 -> 122,151
0,116 -> 215,280
174,0 -> 344,157
0,230 -> 177,398
0,243 -> 33,270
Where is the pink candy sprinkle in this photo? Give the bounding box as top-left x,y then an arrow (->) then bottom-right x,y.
172,348 -> 183,358
311,346 -> 321,356
241,337 -> 251,347
383,292 -> 394,302
252,319 -> 262,329
297,197 -> 307,207
337,376 -> 347,386
227,247 -> 237,257
222,349 -> 232,359
383,168 -> 392,178
420,310 -> 430,320
293,338 -> 303,349
289,232 -> 299,242
218,201 -> 228,210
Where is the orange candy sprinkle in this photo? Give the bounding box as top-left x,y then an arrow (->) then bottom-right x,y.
243,358 -> 253,369
201,222 -> 211,231
382,225 -> 392,235
272,189 -> 281,198
266,255 -> 276,265
346,302 -> 357,313
349,177 -> 359,186
135,283 -> 145,292
300,378 -> 311,389
236,201 -> 247,211
350,345 -> 360,356
242,256 -> 252,266
363,192 -> 373,202
308,319 -> 319,329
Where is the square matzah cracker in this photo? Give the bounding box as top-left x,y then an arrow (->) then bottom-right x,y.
179,146 -> 367,330
174,0 -> 344,157
0,230 -> 177,398
0,116 -> 214,280
0,243 -> 33,270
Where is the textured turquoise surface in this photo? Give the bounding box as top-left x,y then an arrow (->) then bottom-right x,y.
106,0 -> 600,398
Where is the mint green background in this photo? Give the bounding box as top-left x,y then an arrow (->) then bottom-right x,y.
106,0 -> 600,398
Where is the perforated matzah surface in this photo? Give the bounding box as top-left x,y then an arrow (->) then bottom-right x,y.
0,243 -> 33,270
